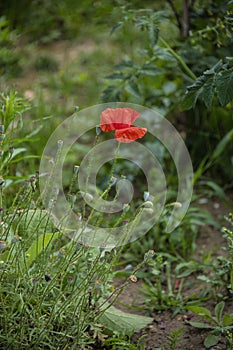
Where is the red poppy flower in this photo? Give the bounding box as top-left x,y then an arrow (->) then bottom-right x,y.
100,108 -> 147,143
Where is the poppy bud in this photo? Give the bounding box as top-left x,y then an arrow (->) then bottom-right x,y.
170,202 -> 182,209
129,275 -> 137,283
110,176 -> 117,187
123,203 -> 130,212
74,165 -> 79,174
143,201 -> 153,208
144,250 -> 155,261
57,140 -> 63,150
96,126 -> 102,136
143,208 -> 154,216
124,264 -> 132,271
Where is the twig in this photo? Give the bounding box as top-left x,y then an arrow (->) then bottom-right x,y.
167,0 -> 183,34
182,0 -> 190,37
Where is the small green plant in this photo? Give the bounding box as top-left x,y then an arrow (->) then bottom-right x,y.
185,301 -> 233,348
34,55 -> 59,72
103,333 -> 146,350
195,213 -> 233,299
155,327 -> 184,350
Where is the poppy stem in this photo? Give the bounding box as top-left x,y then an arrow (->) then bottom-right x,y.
102,142 -> 121,200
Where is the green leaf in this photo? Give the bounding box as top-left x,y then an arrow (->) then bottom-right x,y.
110,22 -> 123,35
181,77 -> 205,110
99,304 -> 153,335
181,74 -> 215,110
216,70 -> 233,106
211,128 -> 233,162
107,73 -> 128,80
25,124 -> 43,138
204,334 -> 220,348
222,314 -> 233,327
115,60 -> 136,70
140,64 -> 163,76
9,147 -> 26,160
201,76 -> 215,109
25,232 -> 60,267
125,79 -> 141,98
214,301 -> 225,323
203,181 -> 228,202
186,321 -> 213,329
186,306 -> 213,321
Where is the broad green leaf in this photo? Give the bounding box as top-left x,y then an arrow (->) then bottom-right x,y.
186,321 -> 213,329
216,70 -> 233,106
201,75 -> 215,109
10,209 -> 54,241
101,85 -> 121,102
222,314 -> 233,327
186,306 -> 213,321
211,128 -> 233,162
181,77 -> 204,110
204,334 -> 220,348
181,74 -> 215,110
99,304 -> 153,335
214,301 -> 225,323
25,231 -> 60,267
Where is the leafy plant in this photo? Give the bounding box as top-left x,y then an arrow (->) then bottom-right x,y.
0,95 -> 154,348
186,301 -> 233,348
0,16 -> 22,77
102,1 -> 233,183
181,58 -> 233,110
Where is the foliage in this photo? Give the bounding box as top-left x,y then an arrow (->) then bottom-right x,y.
102,1 -> 233,183
0,16 -> 22,77
0,0 -> 122,43
185,301 -> 233,348
0,96 -> 153,348
0,1 -> 232,348
197,213 -> 233,297
181,58 -> 233,110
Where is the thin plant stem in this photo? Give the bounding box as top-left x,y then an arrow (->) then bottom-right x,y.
159,36 -> 196,80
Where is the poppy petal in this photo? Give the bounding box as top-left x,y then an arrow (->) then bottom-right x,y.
100,108 -> 140,132
115,127 -> 147,143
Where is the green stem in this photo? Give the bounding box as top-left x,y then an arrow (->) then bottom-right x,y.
159,36 -> 197,80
